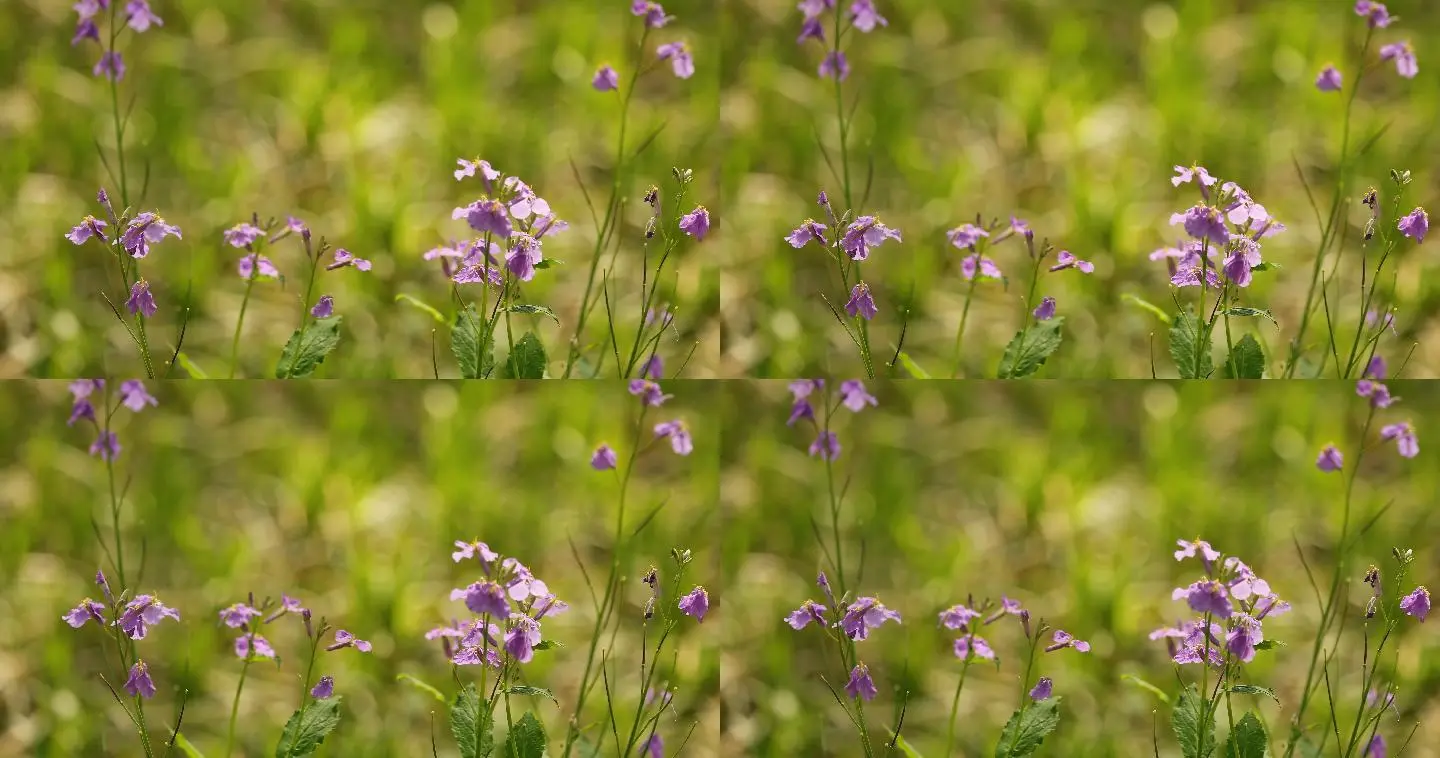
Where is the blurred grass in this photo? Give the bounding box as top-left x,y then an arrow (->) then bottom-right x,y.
0,0 -> 720,378
718,0 -> 1440,378
720,380 -> 1440,755
0,380 -> 719,757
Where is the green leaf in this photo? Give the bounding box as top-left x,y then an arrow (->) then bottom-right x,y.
534,258 -> 564,270
274,317 -> 342,379
1223,307 -> 1278,326
508,304 -> 561,325
175,352 -> 209,379
1123,293 -> 1173,325
533,640 -> 565,651
1222,712 -> 1267,758
1228,684 -> 1280,705
506,686 -> 559,707
997,316 -> 1065,379
451,305 -> 493,379
450,684 -> 494,758
1251,261 -> 1281,272
501,712 -> 546,758
395,293 -> 446,324
994,697 -> 1061,757
274,696 -> 342,758
1222,333 -> 1266,379
396,673 -> 446,704
1121,674 -> 1172,704
501,332 -> 547,379
896,351 -> 932,379
170,731 -> 206,758
1172,684 -> 1216,758
886,729 -> 926,758
1168,310 -> 1212,379
1253,640 -> 1285,651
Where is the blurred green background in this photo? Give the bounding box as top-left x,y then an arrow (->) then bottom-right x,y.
0,0 -> 720,378
721,380 -> 1440,755
718,0 -> 1440,378
0,380 -> 719,756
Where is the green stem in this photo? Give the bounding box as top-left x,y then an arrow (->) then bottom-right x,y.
951,277 -> 979,378
943,655 -> 974,758
224,641 -> 255,758
230,266 -> 260,379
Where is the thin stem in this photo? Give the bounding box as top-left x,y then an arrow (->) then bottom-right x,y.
950,277 -> 979,378
943,655 -> 974,758
230,264 -> 261,378
224,640 -> 255,758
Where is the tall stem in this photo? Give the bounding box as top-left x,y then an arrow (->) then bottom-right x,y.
943,655 -> 974,758
951,277 -> 979,378
230,266 -> 260,378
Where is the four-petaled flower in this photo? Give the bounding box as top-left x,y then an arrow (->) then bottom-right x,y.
326,629 -> 372,652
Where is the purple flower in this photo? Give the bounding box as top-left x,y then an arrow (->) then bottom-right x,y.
264,594 -> 307,623
819,51 -> 849,80
809,430 -> 840,460
641,734 -> 663,758
1379,42 -> 1417,79
1173,580 -> 1232,618
1174,539 -> 1220,566
591,444 -> 618,471
126,280 -> 157,318
946,224 -> 989,251
505,234 -> 543,282
1355,1 -> 1392,28
235,634 -> 277,660
953,634 -> 995,661
72,17 -> 100,45
454,199 -> 514,238
845,282 -> 877,320
1380,422 -> 1418,458
629,379 -> 672,407
455,581 -> 511,617
1172,165 -> 1217,188
124,660 -> 156,699
839,380 -> 877,412
67,216 -> 107,245
1045,629 -> 1090,653
939,604 -> 981,631
63,598 -> 107,628
1029,677 -> 1054,701
310,295 -> 334,319
1316,65 -> 1343,92
786,600 -> 829,630
656,42 -> 694,79
960,254 -> 1003,281
631,1 -> 673,28
679,206 -> 711,240
125,1 -> 162,32
849,0 -> 887,32
679,586 -> 709,622
1049,250 -> 1094,274
219,603 -> 261,629
239,254 -> 280,280
1400,586 -> 1429,621
1356,380 -> 1396,408
94,51 -> 125,81
224,223 -> 264,249
117,380 -> 156,412
90,430 -> 120,460
1398,207 -> 1428,243
311,675 -> 335,699
1171,264 -> 1221,289
326,629 -> 372,652
1365,356 -> 1387,380
639,355 -> 663,381
654,420 -> 693,455
121,212 -> 182,258
118,595 -> 181,640
841,597 -> 902,641
786,219 -> 829,249
798,16 -> 825,43
1225,614 -> 1263,662
1317,445 -> 1344,472
329,248 -> 372,272
454,158 -> 500,187
1171,205 -> 1229,246
841,216 -> 901,261
592,65 -> 619,92
1222,237 -> 1263,287
1366,735 -> 1387,758
844,663 -> 878,701
505,616 -> 542,662
1033,296 -> 1057,321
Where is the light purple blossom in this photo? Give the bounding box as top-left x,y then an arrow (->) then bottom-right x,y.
239,254 -> 280,280
235,634 -> 277,660
94,51 -> 125,81
809,430 -> 840,460
841,216 -> 901,261
786,219 -> 828,249
679,206 -> 711,240
946,224 -> 989,251
505,234 -> 543,282
1049,250 -> 1094,274
1045,629 -> 1090,653
960,254 -> 1003,281
1172,165 -> 1217,188
654,420 -> 694,455
455,158 -> 500,187
953,634 -> 995,661
845,282 -> 877,320
505,615 -> 542,662
126,280 -> 157,318
117,594 -> 181,640
1033,296 -> 1057,321
849,0 -> 887,32
1366,735 -> 1387,758
1030,677 -> 1053,701
1171,205 -> 1229,246
219,603 -> 261,629
124,660 -> 156,699
1225,614 -> 1263,662
224,223 -> 264,249
639,355 -> 663,381
841,597 -> 902,641
326,629 -> 372,653
118,380 -> 156,412
629,379 -> 672,407
679,586 -> 709,622
454,580 -> 510,617
1317,445 -> 1343,472
591,444 -> 618,471
264,594 -> 307,623
1174,539 -> 1220,566
310,295 -> 334,319
939,604 -> 980,631
1400,586 -> 1429,621
67,216 -> 107,245
1173,580 -> 1232,618
1379,42 -> 1418,79
1398,207 -> 1428,243
90,430 -> 120,461
121,212 -> 182,258
454,199 -> 513,238
311,675 -> 335,699
1355,1 -> 1392,28
1365,356 -> 1387,380
63,598 -> 106,628
1380,422 -> 1418,458
1316,65 -> 1343,92
1222,237 -> 1263,287
786,600 -> 828,630
657,42 -> 694,79
819,50 -> 849,80
329,248 -> 371,272
592,65 -> 619,92
844,663 -> 878,701
125,1 -> 163,32
839,380 -> 877,412
631,1 -> 673,28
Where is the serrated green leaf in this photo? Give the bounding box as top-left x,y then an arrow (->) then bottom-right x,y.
534,258 -> 563,270
1222,712 -> 1267,758
1253,640 -> 1285,651
1123,293 -> 1173,325
395,293 -> 446,324
533,640 -> 564,651
506,686 -> 558,707
1223,333 -> 1265,379
997,316 -> 1065,379
501,332 -> 547,379
451,305 -> 493,379
175,352 -> 209,379
1169,310 -> 1212,379
450,684 -> 494,758
1223,307 -> 1278,326
886,729 -> 926,758
896,351 -> 932,379
275,317 -> 342,379
1173,684 -> 1216,758
1121,674 -> 1172,704
274,696 -> 342,758
170,731 -> 206,758
501,712 -> 546,758
397,673 -> 446,704
508,304 -> 561,325
1228,684 -> 1280,705
994,697 -> 1061,757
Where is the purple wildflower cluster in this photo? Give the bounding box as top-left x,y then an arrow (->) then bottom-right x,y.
592,2 -> 694,87
1349,369 -> 1420,459
222,593 -> 366,699
64,576 -> 178,700
785,378 -> 875,461
1153,540 -> 1291,666
624,378 -> 694,455
796,0 -> 888,81
785,573 -> 901,701
1153,165 -> 1285,291
67,191 -> 182,321
67,378 -> 155,461
72,1 -> 164,82
786,193 -> 900,324
431,541 -> 570,667
1315,4 -> 1419,90
438,160 -> 569,286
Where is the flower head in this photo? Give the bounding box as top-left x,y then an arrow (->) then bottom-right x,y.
1045,629 -> 1091,653
953,634 -> 995,661
819,51 -> 849,80
631,1 -> 673,28
311,675 -> 335,699
1030,677 -> 1054,701
654,420 -> 694,455
809,430 -> 840,460
786,600 -> 829,630
90,431 -> 120,461
591,444 -> 618,471
1033,296 -> 1057,321
118,380 -> 157,412
628,380 -> 672,407
1380,422 -> 1418,458
239,254 -> 280,280
679,586 -> 709,622
1172,165 -> 1217,188
1174,539 -> 1220,566
1049,250 -> 1094,274
657,42 -> 694,79
326,629 -> 372,652
219,603 -> 261,629
124,660 -> 156,699
841,216 -> 901,261
679,206 -> 711,240
592,65 -> 619,91
841,597 -> 902,641
1171,205 -> 1229,246
844,663 -> 878,701
121,212 -> 182,258
1173,580 -> 1232,618
1379,42 -> 1418,79
1355,1 -> 1392,28
329,249 -> 371,272
310,295 -> 335,319
125,1 -> 163,32
786,219 -> 829,249
939,604 -> 981,631
63,598 -> 107,628
1401,586 -> 1430,621
224,223 -> 264,249
94,51 -> 125,81
67,216 -> 107,245
1398,207 -> 1428,243
118,595 -> 181,640
454,581 -> 511,618
960,254 -> 1003,281
839,380 -> 877,412
235,634 -> 277,660
946,224 -> 989,251
1317,445 -> 1344,472
1316,65 -> 1343,92
126,280 -> 158,318
505,615 -> 543,663
850,0 -> 888,32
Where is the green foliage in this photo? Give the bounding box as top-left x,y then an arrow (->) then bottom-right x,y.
275,697 -> 342,758
1222,712 -> 1267,758
275,317 -> 342,379
506,686 -> 558,707
1169,310 -> 1212,379
450,684 -> 494,758
451,305 -> 493,379
501,332 -> 547,379
994,698 -> 1061,757
396,673 -> 447,704
1173,685 -> 1216,758
997,317 -> 1065,379
500,712 -> 546,758
508,304 -> 561,325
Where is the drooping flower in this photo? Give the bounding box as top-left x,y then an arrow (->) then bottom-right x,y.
1398,207 -> 1428,243
946,224 -> 989,251
656,42 -> 694,79
654,420 -> 694,456
121,212 -> 182,258
1365,356 -> 1388,380
1316,65 -> 1343,92
840,216 -> 902,261
329,249 -> 371,272
841,597 -> 902,641
224,223 -> 264,249
1222,237 -> 1264,287
1365,734 -> 1387,758
235,634 -> 277,660
1226,614 -> 1264,662
953,634 -> 995,661
1172,165 -> 1217,188
1380,422 -> 1418,458
839,380 -> 877,412
960,254 -> 1003,281
939,604 -> 981,631
63,599 -> 107,628
124,660 -> 156,699
327,630 -> 372,653
786,219 -> 828,249
126,280 -> 158,318
628,380 -> 672,407
844,663 -> 878,701
679,586 -> 709,622
1171,205 -> 1229,246
264,594 -> 307,623
505,234 -> 543,282
1379,42 -> 1418,79
592,65 -> 619,92
845,282 -> 877,320
1316,445 -> 1344,472
219,603 -> 261,629
1355,1 -> 1392,28
311,675 -> 335,699
819,50 -> 849,80
631,1 -> 673,28
505,615 -> 543,662
1029,677 -> 1054,701
1401,586 -> 1430,621
454,581 -> 511,618
310,295 -> 334,319
94,51 -> 125,81
238,254 -> 280,280
849,0 -> 888,32
1045,629 -> 1091,653
809,430 -> 840,461
125,1 -> 163,32
1356,380 -> 1396,408
591,444 -> 618,471
786,600 -> 829,630
1049,250 -> 1094,274
639,355 -> 663,381
1033,296 -> 1057,321
67,216 -> 108,245
117,595 -> 181,640
90,431 -> 120,461
118,380 -> 157,412
679,206 -> 711,240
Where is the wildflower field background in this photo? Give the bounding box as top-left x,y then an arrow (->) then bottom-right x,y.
720,380 -> 1440,755
0,380 -> 720,756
